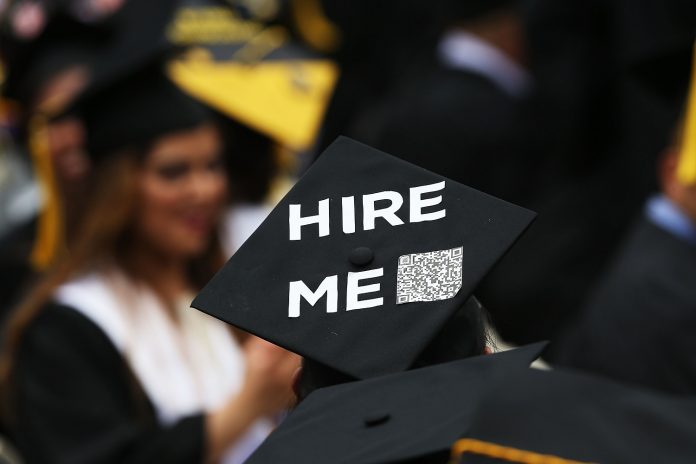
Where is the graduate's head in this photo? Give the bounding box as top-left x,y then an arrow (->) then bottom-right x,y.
68,67 -> 227,271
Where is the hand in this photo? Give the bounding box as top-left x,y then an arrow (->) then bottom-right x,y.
241,337 -> 301,416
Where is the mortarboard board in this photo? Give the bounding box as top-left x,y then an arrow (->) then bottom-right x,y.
247,344 -> 547,464
192,137 -> 536,379
166,0 -> 338,150
452,367 -> 696,464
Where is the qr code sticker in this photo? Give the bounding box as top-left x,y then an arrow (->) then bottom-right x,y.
396,246 -> 463,304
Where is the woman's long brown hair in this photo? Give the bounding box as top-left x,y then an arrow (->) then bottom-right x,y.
0,147 -> 226,414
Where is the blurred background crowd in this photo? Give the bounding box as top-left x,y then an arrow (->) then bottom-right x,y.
0,0 -> 695,462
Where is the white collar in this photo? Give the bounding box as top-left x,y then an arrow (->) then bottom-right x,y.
438,30 -> 531,97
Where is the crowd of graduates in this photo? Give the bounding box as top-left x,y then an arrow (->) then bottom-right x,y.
0,0 -> 695,462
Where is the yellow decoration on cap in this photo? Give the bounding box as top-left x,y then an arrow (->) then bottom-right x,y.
450,438 -> 594,464
677,43 -> 696,185
169,41 -> 338,150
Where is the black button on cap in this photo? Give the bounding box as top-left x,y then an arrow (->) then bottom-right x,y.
349,247 -> 374,266
363,411 -> 390,427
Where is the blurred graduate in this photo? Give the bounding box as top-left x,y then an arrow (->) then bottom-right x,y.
0,30 -> 299,464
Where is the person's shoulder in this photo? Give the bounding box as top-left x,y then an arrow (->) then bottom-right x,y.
19,301 -> 122,369
600,217 -> 696,293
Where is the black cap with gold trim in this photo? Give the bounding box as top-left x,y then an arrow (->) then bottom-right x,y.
192,137 -> 535,379
452,367 -> 696,463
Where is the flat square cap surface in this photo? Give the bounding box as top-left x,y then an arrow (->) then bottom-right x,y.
193,137 -> 535,378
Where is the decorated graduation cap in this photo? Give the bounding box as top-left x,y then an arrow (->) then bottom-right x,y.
246,344 -> 546,464
192,137 -> 536,379
72,64 -> 211,159
166,0 -> 338,150
451,367 -> 696,464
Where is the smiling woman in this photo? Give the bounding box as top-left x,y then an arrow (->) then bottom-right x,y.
134,124 -> 227,263
0,68 -> 299,464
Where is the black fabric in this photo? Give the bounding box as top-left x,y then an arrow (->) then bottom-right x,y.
616,0 -> 696,107
247,344 -> 547,464
78,68 -> 211,159
8,303 -> 206,464
461,367 -> 696,463
471,0 -> 678,345
192,137 -> 535,379
349,65 -> 567,344
438,0 -> 518,24
549,217 -> 696,395
315,0 -> 438,153
353,68 -> 543,206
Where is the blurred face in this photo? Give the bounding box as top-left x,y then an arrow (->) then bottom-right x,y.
134,124 -> 227,259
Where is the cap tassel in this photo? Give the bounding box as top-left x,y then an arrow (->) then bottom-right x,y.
676,43 -> 696,185
291,0 -> 341,53
449,438 -> 594,464
28,115 -> 64,270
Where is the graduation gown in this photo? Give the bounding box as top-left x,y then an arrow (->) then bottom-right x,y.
549,216 -> 696,394
9,303 -> 206,464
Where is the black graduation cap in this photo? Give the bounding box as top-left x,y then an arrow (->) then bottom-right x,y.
247,344 -> 547,464
453,367 -> 696,463
192,137 -> 535,379
73,64 -> 211,159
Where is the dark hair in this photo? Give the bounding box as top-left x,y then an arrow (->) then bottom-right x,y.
294,296 -> 491,402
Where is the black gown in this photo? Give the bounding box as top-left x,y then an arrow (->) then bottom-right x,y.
549,216 -> 696,395
352,66 -> 543,206
7,303 -> 205,464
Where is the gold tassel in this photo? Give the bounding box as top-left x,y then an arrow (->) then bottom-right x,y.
676,42 -> 696,185
28,114 -> 64,270
291,0 -> 341,53
450,438 -> 594,464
